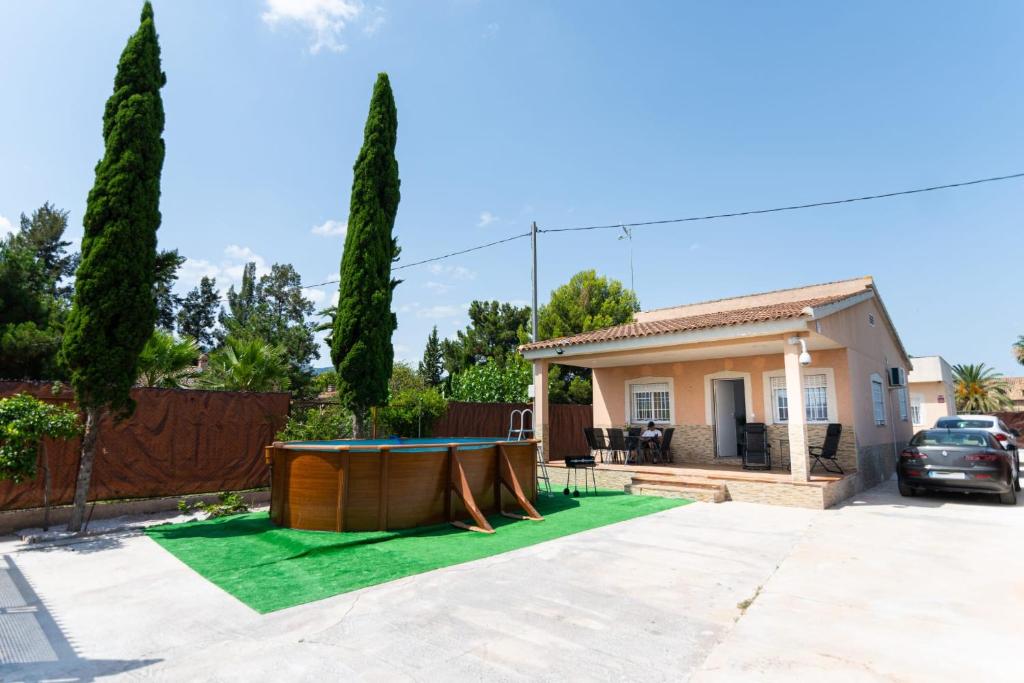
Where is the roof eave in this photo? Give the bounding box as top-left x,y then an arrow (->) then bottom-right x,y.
520,317 -> 810,361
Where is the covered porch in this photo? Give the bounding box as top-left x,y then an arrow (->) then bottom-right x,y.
525,324 -> 859,486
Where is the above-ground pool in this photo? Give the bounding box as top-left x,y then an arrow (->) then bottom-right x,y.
266,437 -> 540,534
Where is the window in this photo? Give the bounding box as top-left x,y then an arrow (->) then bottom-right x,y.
871,376 -> 886,425
897,387 -> 908,422
936,418 -> 994,429
910,394 -> 923,425
770,374 -> 830,423
631,383 -> 670,423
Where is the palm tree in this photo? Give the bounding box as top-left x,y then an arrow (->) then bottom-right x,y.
315,305 -> 336,349
198,336 -> 291,392
136,330 -> 199,388
952,363 -> 1012,413
1013,336 -> 1024,365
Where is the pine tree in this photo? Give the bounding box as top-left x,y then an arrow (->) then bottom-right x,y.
60,1 -> 166,532
419,325 -> 443,386
177,276 -> 220,350
332,73 -> 401,436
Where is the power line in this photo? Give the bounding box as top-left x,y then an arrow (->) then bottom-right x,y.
301,230 -> 531,289
538,171 -> 1024,234
300,170 -> 1024,288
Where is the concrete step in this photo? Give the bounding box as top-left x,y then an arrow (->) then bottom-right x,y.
629,473 -> 725,490
624,482 -> 727,503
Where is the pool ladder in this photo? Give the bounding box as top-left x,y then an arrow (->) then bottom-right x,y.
508,409 -> 551,495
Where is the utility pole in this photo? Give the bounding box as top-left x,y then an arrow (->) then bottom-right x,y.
531,221 -> 539,341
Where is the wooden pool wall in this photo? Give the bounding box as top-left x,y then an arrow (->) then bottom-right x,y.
267,440 -> 539,532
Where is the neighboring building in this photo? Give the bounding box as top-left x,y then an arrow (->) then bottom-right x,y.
1006,377 -> 1024,411
520,276 -> 914,501
906,355 -> 955,429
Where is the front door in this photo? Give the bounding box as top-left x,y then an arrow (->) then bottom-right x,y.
714,379 -> 746,457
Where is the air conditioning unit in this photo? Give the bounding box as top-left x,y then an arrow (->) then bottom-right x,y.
888,367 -> 906,387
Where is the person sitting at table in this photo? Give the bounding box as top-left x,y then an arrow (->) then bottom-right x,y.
640,421 -> 662,452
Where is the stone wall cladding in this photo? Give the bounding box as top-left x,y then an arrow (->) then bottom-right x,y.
722,480 -> 826,508
668,424 -> 715,464
855,442 -> 900,492
765,423 -> 856,473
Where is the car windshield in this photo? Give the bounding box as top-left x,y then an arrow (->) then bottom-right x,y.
912,430 -> 990,447
935,418 -> 994,429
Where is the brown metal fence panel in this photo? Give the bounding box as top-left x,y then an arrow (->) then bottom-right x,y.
0,382 -> 290,510
430,401 -> 592,460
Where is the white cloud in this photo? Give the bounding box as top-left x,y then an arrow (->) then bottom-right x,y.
306,288 -> 328,305
428,264 -> 477,280
477,211 -> 497,227
425,281 -> 454,295
312,219 -> 347,237
0,214 -> 14,239
179,245 -> 271,294
362,5 -> 386,35
416,304 -> 468,319
262,0 -> 364,54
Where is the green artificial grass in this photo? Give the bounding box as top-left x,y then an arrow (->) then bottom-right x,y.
146,490 -> 689,613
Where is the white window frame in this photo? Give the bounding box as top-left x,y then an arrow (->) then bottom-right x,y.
910,393 -> 924,426
897,387 -> 908,422
761,368 -> 838,425
871,374 -> 886,426
624,376 -> 675,425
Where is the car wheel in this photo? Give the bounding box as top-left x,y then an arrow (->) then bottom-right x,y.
898,477 -> 915,497
999,481 -> 1017,506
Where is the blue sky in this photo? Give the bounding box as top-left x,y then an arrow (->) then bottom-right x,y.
2,1 -> 1022,373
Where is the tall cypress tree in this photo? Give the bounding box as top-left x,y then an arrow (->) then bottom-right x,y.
61,2 -> 166,532
419,325 -> 443,387
332,73 -> 401,436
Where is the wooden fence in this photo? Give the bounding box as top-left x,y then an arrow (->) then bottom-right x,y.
0,382 -> 290,511
431,401 -> 592,460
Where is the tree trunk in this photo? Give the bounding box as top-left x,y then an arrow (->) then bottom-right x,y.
352,409 -> 366,439
40,442 -> 51,531
67,406 -> 101,533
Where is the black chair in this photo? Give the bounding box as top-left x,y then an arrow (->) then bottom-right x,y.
590,427 -> 611,462
655,427 -> 674,464
563,455 -> 597,496
742,423 -> 772,470
809,424 -> 844,474
607,428 -> 634,464
583,427 -> 600,460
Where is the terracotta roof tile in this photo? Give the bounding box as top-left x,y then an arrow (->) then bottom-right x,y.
520,292 -> 857,352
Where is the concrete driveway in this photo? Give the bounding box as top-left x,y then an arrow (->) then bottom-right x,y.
0,478 -> 1020,681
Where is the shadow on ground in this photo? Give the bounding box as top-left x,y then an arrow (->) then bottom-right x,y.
0,555 -> 160,682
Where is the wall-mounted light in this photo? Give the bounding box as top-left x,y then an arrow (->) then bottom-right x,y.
788,336 -> 812,366
555,347 -> 565,355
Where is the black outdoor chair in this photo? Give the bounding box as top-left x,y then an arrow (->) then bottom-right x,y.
742,423 -> 772,470
563,454 -> 597,497
654,427 -> 674,464
607,428 -> 637,464
809,423 -> 844,474
583,427 -> 601,460
589,427 -> 611,462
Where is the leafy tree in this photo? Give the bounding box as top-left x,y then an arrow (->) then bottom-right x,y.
199,336 -> 291,392
15,202 -> 78,302
952,363 -> 1012,413
379,387 -> 448,437
177,276 -> 219,350
311,369 -> 339,394
277,404 -> 353,441
60,2 -> 166,533
442,301 -> 530,376
0,393 -> 81,530
390,360 -> 425,396
153,249 -> 185,330
450,354 -> 533,403
1013,336 -> 1024,366
0,240 -> 62,379
136,330 -> 198,388
332,73 -> 401,436
536,270 -> 638,405
219,262 -> 320,394
418,325 -> 443,386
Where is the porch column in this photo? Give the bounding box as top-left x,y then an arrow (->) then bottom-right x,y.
532,360 -> 550,462
784,340 -> 810,482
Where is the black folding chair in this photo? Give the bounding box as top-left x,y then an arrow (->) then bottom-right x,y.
654,427 -> 674,464
590,427 -> 610,462
607,428 -> 632,464
809,423 -> 844,474
742,423 -> 772,471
